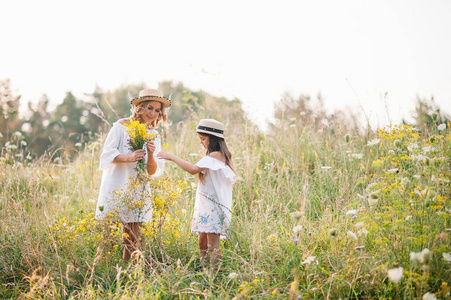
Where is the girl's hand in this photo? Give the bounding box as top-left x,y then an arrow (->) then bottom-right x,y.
146,141 -> 156,154
130,149 -> 146,162
157,151 -> 174,161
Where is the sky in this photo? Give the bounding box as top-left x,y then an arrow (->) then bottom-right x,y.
1,0 -> 450,131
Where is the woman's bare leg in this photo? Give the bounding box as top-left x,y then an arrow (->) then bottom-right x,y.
198,233 -> 208,261
122,222 -> 141,261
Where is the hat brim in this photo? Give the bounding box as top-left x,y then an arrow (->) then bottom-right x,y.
196,129 -> 224,138
131,96 -> 171,107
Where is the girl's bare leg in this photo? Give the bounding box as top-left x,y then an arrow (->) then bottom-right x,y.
198,233 -> 208,261
122,222 -> 141,261
206,233 -> 221,267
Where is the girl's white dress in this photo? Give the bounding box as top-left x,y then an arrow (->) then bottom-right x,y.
192,156 -> 235,239
95,122 -> 164,223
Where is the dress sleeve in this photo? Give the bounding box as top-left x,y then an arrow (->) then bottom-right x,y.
99,123 -> 122,170
195,156 -> 236,183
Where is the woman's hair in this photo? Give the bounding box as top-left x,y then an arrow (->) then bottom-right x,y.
131,100 -> 167,128
198,133 -> 234,182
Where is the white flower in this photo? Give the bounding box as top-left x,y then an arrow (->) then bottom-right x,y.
351,153 -> 363,159
346,209 -> 357,216
289,124 -> 296,128
405,215 -> 412,221
301,256 -> 316,265
228,272 -> 239,279
442,252 -> 451,262
14,131 -> 22,137
357,228 -> 369,236
321,166 -> 331,170
423,292 -> 437,300
407,143 -> 419,152
354,222 -> 365,229
387,267 -> 403,284
293,225 -> 303,233
437,123 -> 446,131
347,231 -> 358,241
388,150 -> 395,155
387,168 -> 399,173
20,140 -> 27,146
367,138 -> 380,146
75,143 -> 82,147
422,146 -> 434,153
410,248 -> 432,264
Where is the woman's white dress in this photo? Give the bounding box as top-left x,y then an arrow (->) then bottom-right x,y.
95,122 -> 164,223
192,156 -> 235,239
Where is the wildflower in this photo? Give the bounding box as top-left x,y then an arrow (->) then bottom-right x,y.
290,124 -> 296,128
351,153 -> 363,159
75,143 -> 82,147
20,140 -> 27,146
405,215 -> 413,221
437,123 -> 446,131
387,168 -> 399,173
423,292 -> 438,300
228,272 -> 239,279
346,209 -> 357,215
367,138 -> 380,146
293,225 -> 303,233
443,252 -> 451,262
410,248 -> 432,264
14,131 -> 22,137
387,267 -> 403,284
290,211 -> 304,221
357,228 -> 369,236
301,256 -> 316,265
347,231 -> 358,241
321,166 -> 331,170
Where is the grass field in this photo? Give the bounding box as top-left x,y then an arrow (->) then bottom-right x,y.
1,120 -> 450,299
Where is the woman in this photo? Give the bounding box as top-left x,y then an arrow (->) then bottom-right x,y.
95,88 -> 170,261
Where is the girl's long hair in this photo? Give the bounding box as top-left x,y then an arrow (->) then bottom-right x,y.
198,133 -> 234,182
131,100 -> 167,128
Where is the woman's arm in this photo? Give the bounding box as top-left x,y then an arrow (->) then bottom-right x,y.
157,152 -> 205,175
113,150 -> 146,163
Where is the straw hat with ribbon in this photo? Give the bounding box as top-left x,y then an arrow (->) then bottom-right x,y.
130,89 -> 171,107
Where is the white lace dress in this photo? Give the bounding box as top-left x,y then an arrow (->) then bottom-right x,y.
192,156 -> 235,239
95,122 -> 164,223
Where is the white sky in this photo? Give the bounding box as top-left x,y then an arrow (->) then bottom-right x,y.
1,0 -> 450,131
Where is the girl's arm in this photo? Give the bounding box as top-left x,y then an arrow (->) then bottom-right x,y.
146,141 -> 157,175
157,151 -> 205,175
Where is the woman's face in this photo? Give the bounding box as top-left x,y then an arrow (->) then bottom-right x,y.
141,101 -> 162,125
198,133 -> 210,150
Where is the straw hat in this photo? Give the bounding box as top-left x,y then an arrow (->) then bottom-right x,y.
196,119 -> 225,138
130,89 -> 171,107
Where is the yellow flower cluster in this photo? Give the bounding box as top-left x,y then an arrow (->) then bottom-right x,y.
124,118 -> 158,151
378,124 -> 420,141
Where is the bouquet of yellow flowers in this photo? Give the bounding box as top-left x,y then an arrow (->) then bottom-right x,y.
124,118 -> 158,174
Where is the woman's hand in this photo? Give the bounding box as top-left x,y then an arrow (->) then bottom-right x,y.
146,141 -> 156,155
129,149 -> 146,162
157,151 -> 174,161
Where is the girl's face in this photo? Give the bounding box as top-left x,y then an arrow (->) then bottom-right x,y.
141,101 -> 162,125
198,133 -> 210,150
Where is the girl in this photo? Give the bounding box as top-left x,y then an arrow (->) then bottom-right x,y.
157,118 -> 235,267
95,88 -> 170,261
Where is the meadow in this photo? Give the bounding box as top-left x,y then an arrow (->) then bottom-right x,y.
1,117 -> 450,299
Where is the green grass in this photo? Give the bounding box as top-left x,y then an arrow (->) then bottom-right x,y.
1,122 -> 450,299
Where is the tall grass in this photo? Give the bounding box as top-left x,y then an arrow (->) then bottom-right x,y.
1,120 -> 450,299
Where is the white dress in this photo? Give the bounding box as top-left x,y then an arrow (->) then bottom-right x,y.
192,156 -> 235,239
95,122 -> 164,223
